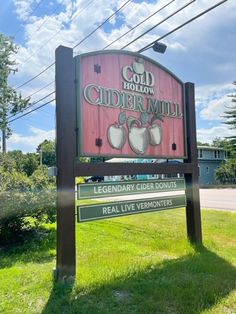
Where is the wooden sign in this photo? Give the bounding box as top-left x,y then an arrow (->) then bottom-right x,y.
77,195 -> 186,222
75,51 -> 186,159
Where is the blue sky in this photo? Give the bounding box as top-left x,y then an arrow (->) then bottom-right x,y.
1,0 -> 236,152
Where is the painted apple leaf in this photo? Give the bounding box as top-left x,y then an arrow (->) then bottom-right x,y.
118,111 -> 127,125
140,112 -> 149,125
127,116 -> 140,131
151,114 -> 164,124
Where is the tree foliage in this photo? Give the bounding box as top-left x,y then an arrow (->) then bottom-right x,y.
0,33 -> 30,152
223,81 -> 236,157
216,82 -> 236,184
37,140 -> 56,167
0,151 -> 56,243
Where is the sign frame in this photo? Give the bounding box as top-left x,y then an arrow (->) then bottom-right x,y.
55,45 -> 202,281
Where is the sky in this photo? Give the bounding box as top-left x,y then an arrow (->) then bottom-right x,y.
0,0 -> 236,153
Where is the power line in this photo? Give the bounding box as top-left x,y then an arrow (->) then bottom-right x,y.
8,91 -> 55,120
73,0 -> 133,49
13,0 -> 132,91
18,0 -> 97,68
24,81 -> 54,99
121,0 -> 196,50
103,0 -> 175,50
8,99 -> 55,123
12,0 -> 228,117
8,0 -> 226,124
14,62 -> 54,90
13,0 -> 46,38
138,0 -> 228,53
36,2 -> 62,32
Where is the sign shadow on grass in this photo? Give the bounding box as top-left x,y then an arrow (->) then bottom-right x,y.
42,246 -> 236,313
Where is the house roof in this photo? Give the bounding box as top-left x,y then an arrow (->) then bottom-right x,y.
197,146 -> 225,151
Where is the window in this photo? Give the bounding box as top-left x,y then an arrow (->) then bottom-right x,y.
214,150 -> 220,159
198,149 -> 203,158
198,166 -> 201,177
206,166 -> 209,174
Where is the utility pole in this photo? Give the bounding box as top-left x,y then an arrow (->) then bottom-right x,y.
2,129 -> 6,153
39,148 -> 43,166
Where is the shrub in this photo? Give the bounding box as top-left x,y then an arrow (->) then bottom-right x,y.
0,166 -> 56,243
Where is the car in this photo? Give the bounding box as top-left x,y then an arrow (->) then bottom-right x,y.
85,176 -> 104,183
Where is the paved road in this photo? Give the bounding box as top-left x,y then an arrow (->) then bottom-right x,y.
200,189 -> 236,212
102,189 -> 236,212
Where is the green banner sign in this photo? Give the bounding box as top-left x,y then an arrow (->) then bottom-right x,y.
78,179 -> 185,199
77,194 -> 186,222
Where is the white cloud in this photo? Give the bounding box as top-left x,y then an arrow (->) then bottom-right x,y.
14,0 -> 34,21
194,82 -> 235,122
197,125 -> 235,144
12,0 -> 235,94
6,0 -> 236,152
199,95 -> 230,121
195,83 -> 234,108
7,126 -> 55,152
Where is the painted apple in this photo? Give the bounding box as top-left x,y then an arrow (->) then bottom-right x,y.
107,124 -> 126,150
133,61 -> 144,75
148,123 -> 162,146
128,126 -> 149,154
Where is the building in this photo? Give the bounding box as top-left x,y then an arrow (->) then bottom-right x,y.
197,146 -> 227,185
103,146 -> 227,185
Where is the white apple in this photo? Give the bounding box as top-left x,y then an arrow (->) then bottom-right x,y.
148,124 -> 162,146
133,61 -> 145,75
107,124 -> 126,150
128,126 -> 149,154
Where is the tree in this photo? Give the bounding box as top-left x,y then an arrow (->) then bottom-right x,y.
0,33 -> 30,152
197,141 -> 210,147
223,81 -> 236,158
37,140 -> 56,167
216,82 -> 236,184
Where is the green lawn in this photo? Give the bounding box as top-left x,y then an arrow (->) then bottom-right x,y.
0,208 -> 236,314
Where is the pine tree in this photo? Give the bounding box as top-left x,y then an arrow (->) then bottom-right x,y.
223,81 -> 236,157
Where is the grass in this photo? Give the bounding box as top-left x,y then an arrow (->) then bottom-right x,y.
0,208 -> 236,314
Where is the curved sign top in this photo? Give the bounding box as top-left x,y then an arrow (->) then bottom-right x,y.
75,50 -> 187,158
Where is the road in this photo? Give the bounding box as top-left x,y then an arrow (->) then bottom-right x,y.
200,189 -> 236,212
102,189 -> 236,212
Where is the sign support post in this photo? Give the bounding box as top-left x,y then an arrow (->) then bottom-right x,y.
55,46 -> 76,280
184,82 -> 202,244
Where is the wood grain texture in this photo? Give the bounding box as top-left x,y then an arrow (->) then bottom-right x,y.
77,52 -> 186,158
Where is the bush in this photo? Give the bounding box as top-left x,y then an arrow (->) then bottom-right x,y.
0,166 -> 56,243
216,159 -> 236,184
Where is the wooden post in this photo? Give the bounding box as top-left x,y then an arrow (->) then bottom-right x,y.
184,82 -> 202,244
55,46 -> 76,279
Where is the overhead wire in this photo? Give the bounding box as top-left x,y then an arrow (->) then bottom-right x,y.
14,63 -> 54,90
138,0 -> 228,52
103,0 -> 175,50
121,0 -> 196,50
9,0 -> 228,124
8,91 -> 55,121
36,2 -> 63,32
8,99 -> 55,123
13,0 -> 133,91
23,81 -> 54,99
13,0 -> 46,38
72,0 -> 133,49
18,0 -> 97,68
